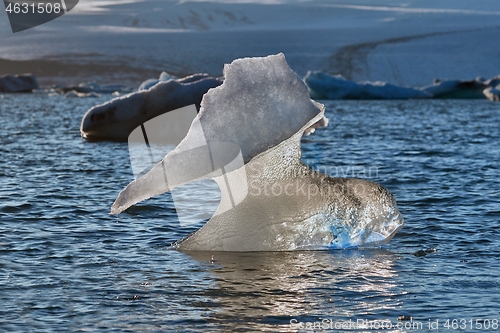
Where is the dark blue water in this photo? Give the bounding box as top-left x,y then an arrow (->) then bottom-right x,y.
1,94 -> 499,332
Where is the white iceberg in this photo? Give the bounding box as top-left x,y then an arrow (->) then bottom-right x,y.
138,73 -> 216,91
483,85 -> 500,102
420,78 -> 488,99
80,75 -> 223,141
485,75 -> 500,88
304,71 -> 429,100
64,91 -> 101,98
111,54 -> 404,251
52,82 -> 132,96
138,72 -> 177,91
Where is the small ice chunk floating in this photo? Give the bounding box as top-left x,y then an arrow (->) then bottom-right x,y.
138,72 -> 213,91
111,53 -> 404,251
483,85 -> 500,102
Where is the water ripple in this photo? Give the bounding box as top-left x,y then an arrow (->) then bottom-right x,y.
1,96 -> 499,331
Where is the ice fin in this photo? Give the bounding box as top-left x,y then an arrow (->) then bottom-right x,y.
112,53 -> 321,214
111,161 -> 169,215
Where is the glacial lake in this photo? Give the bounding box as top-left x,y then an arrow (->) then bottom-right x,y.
1,94 -> 499,332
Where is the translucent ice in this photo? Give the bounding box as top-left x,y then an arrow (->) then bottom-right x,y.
111,53 -> 404,251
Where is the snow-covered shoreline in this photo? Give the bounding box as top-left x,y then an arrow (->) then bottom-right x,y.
1,0 -> 499,86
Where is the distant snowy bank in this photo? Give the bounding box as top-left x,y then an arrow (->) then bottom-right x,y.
3,0 -> 500,87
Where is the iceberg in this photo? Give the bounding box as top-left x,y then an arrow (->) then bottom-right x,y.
485,75 -> 500,88
138,73 -> 220,91
420,78 -> 488,99
80,75 -> 223,141
483,85 -> 500,102
53,82 -> 132,95
111,54 -> 404,251
64,91 -> 101,98
304,71 -> 429,100
304,72 -> 500,100
138,72 -> 177,91
0,73 -> 38,93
